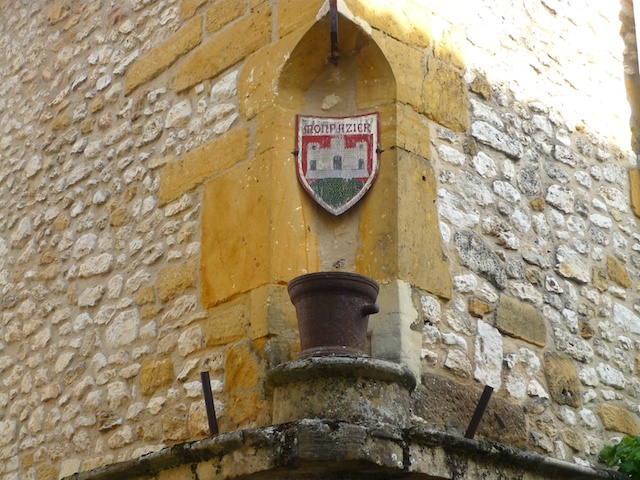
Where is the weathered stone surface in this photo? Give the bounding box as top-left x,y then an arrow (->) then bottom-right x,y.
613,303 -> 640,334
140,359 -> 174,395
546,185 -> 574,213
439,189 -> 480,228
494,294 -> 547,347
239,31 -> 300,120
398,152 -> 452,299
157,261 -> 198,304
277,0 -> 325,38
599,404 -> 640,436
630,168 -> 640,218
470,121 -> 523,159
553,329 -> 594,363
270,357 -> 414,427
371,30 -> 425,110
395,104 -> 431,158
414,371 -> 527,449
555,245 -> 590,283
106,309 -> 140,348
596,363 -> 625,389
422,57 -> 468,132
206,0 -> 245,34
175,6 -> 271,91
201,158 -> 271,308
158,128 -> 249,205
543,352 -> 581,408
181,0 -> 207,17
474,320 -> 503,389
468,298 -> 492,318
204,300 -> 248,346
357,39 -> 397,111
454,231 -> 507,289
225,340 -> 269,427
125,17 -> 202,94
607,256 -> 632,288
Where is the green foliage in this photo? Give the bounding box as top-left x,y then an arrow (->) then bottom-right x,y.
600,435 -> 640,478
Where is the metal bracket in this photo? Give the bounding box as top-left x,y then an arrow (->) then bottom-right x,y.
201,371 -> 219,437
465,385 -> 493,439
329,0 -> 339,65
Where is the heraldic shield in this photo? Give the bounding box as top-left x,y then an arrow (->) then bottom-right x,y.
296,112 -> 380,215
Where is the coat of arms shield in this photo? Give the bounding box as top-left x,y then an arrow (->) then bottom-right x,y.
295,112 -> 380,215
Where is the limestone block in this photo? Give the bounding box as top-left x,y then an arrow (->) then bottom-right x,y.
398,151 -> 452,299
254,105 -> 297,156
607,255 -> 632,288
267,154 -> 320,285
413,371 -> 527,449
474,320 -> 503,389
468,298 -> 492,318
204,299 -> 248,346
201,158 -> 271,307
162,413 -> 189,442
206,0 -> 245,34
494,294 -> 547,347
47,2 -> 71,25
454,231 -> 507,290
157,261 -> 198,303
543,352 -> 581,408
599,404 -> 640,436
174,5 -> 271,92
356,39 -> 396,110
106,309 -> 140,348
200,151 -> 318,308
395,104 -> 431,159
422,56 -> 468,132
369,280 -> 421,378
224,340 -> 269,427
51,110 -> 71,131
181,0 -> 207,18
435,25 -> 466,70
345,0 -> 431,48
141,359 -> 174,395
277,0 -> 325,38
125,17 -> 203,95
249,284 -> 297,341
371,30 -> 425,109
630,168 -> 640,218
158,128 -> 249,206
239,32 -> 301,120
357,148 -> 398,283
555,245 -> 590,284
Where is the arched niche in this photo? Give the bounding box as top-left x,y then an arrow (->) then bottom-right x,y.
275,11 -> 397,274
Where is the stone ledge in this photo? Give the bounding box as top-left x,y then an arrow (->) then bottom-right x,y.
265,356 -> 417,392
64,420 -> 627,480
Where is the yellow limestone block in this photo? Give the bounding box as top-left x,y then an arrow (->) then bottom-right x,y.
158,128 -> 249,206
277,0 -> 325,38
206,0 -> 245,34
125,17 -> 202,95
422,56 -> 469,132
201,158 -> 272,308
200,152 -> 319,308
398,151 -> 452,299
174,5 -> 271,91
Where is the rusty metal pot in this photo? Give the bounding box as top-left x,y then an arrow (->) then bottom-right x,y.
287,272 -> 379,359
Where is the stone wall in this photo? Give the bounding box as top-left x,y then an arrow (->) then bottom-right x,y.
0,0 -> 638,479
